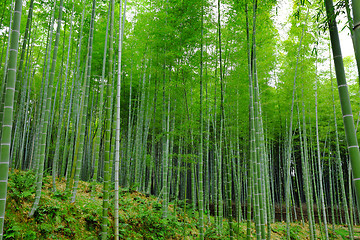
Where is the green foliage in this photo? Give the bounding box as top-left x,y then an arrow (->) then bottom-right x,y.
3,0 -> 360,238
8,170 -> 36,203
3,224 -> 22,239
288,225 -> 302,240
2,172 -> 203,239
204,227 -> 224,239
51,191 -> 70,200
126,210 -> 178,239
2,171 -> 358,239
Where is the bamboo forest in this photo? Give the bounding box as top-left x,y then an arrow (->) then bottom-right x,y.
2,0 -> 360,239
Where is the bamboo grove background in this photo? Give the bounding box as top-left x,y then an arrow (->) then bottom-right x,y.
1,0 -> 360,239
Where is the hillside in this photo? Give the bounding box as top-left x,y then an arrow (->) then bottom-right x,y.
1,170 -> 358,239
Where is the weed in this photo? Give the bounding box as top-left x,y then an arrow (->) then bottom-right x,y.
52,191 -> 70,200
204,227 -> 223,239
39,223 -> 54,236
33,205 -> 61,223
289,225 -> 301,240
3,224 -> 22,239
8,170 -> 36,203
24,230 -> 37,240
85,213 -> 100,232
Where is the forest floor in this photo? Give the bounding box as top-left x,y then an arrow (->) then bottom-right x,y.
3,170 -> 359,239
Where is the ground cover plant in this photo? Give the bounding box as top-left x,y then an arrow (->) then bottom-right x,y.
2,171 -> 359,239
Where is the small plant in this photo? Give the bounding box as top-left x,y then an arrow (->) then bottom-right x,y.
39,223 -> 54,237
3,224 -> 22,239
289,225 -> 302,240
33,205 -> 61,223
85,213 -> 100,232
152,201 -> 162,210
8,170 -> 36,203
52,191 -> 70,200
204,227 -> 223,239
24,230 -> 37,240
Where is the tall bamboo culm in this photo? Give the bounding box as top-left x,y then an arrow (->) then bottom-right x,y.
324,0 -> 360,211
0,0 -> 22,238
114,0 -> 127,238
29,0 -> 63,217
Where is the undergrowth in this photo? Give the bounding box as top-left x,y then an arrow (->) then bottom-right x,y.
2,170 -> 358,239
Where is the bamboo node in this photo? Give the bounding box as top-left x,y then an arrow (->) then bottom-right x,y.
353,22 -> 360,30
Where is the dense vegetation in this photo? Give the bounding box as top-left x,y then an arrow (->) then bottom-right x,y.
0,0 -> 360,239
4,170 -> 360,239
